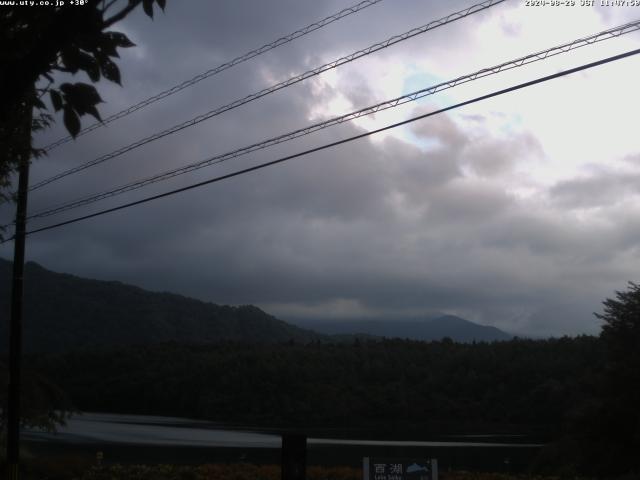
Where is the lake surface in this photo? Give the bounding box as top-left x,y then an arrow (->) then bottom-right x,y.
25,412 -> 542,448
24,412 -> 544,472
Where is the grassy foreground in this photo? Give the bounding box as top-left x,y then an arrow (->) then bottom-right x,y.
75,464 -> 356,480
61,464 -> 576,480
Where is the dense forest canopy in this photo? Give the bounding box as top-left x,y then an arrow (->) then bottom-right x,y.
28,337 -> 601,434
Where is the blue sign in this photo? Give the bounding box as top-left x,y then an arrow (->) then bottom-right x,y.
363,457 -> 437,480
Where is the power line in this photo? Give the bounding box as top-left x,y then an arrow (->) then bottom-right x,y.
30,0 -> 505,191
25,19 -> 640,222
40,0 -> 385,152
9,47 -> 638,242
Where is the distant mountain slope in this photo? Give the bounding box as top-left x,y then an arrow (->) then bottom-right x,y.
0,259 -> 321,352
291,315 -> 512,342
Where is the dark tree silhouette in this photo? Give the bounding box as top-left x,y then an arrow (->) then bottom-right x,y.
0,361 -> 71,436
598,282 -> 640,365
0,0 -> 166,204
560,283 -> 640,477
592,282 -> 640,475
0,0 -> 167,460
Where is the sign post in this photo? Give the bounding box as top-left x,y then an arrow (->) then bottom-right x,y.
282,433 -> 306,480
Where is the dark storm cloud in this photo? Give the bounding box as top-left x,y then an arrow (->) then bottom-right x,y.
549,168 -> 640,209
2,0 -> 636,337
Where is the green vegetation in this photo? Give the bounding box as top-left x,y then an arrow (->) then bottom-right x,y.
28,337 -> 601,435
72,464 -> 359,480
0,362 -> 71,434
558,282 -> 640,476
27,463 -> 598,480
0,0 -> 166,207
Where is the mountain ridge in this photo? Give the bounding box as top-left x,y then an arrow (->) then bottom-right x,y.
1,258 -> 512,351
289,315 -> 512,342
0,258 -> 321,352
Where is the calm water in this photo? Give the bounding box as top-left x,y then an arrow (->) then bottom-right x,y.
23,413 -> 544,471
24,412 -> 542,449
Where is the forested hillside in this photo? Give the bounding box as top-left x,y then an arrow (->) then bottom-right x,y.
0,258 -> 513,350
0,259 -> 320,352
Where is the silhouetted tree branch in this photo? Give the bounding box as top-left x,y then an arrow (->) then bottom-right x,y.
0,0 -> 166,205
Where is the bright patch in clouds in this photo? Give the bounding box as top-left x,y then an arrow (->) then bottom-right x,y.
308,1 -> 640,193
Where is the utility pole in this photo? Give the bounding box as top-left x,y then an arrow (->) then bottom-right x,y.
6,95 -> 33,480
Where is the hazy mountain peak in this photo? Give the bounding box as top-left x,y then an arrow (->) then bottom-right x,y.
289,315 -> 512,343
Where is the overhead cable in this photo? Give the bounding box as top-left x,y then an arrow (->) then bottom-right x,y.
41,0 -> 386,152
25,19 -> 640,221
8,47 -> 639,241
30,0 -> 505,191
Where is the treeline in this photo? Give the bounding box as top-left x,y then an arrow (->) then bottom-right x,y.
27,336 -> 602,435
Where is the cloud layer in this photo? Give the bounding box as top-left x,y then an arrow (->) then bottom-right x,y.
2,0 -> 640,336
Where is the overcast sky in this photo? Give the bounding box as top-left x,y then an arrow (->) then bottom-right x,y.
2,0 -> 640,336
